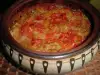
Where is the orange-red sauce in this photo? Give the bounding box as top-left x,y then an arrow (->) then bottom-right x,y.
10,3 -> 91,53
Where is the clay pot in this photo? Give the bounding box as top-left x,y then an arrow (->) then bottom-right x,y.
1,0 -> 100,75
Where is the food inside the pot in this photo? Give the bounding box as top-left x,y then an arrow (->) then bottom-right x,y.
10,3 -> 91,53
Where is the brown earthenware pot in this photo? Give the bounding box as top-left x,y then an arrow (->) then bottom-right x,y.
1,0 -> 100,75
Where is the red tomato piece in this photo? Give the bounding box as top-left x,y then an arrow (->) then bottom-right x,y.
59,30 -> 83,49
59,31 -> 75,42
46,32 -> 55,40
51,13 -> 67,24
21,22 -> 33,39
51,13 -> 59,19
58,30 -> 77,49
33,22 -> 44,33
31,39 -> 42,46
26,17 -> 34,24
35,15 -> 44,20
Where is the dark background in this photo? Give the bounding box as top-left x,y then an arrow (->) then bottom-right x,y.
0,0 -> 16,12
0,0 -> 91,13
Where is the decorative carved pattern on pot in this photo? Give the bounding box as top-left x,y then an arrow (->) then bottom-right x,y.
30,58 -> 35,71
43,61 -> 48,73
91,48 -> 94,60
82,54 -> 85,66
18,54 -> 23,65
56,61 -> 62,73
70,58 -> 75,71
10,48 -> 13,57
97,39 -> 100,49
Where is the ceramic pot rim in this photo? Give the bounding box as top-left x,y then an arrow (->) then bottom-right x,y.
2,0 -> 100,59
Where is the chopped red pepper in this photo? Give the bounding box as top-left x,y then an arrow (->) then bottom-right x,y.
21,22 -> 33,39
31,39 -> 42,46
50,13 -> 67,24
35,15 -> 44,20
33,22 -> 44,33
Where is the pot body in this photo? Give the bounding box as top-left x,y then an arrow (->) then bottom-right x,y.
1,39 -> 100,75
1,0 -> 100,75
